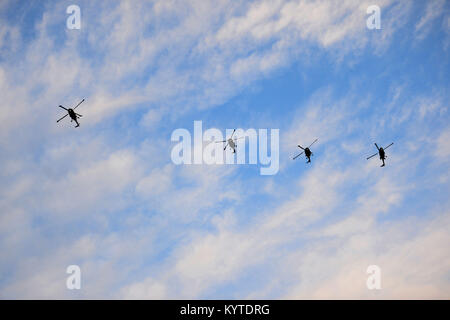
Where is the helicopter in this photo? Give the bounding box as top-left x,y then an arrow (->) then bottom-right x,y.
366,142 -> 393,167
293,139 -> 318,163
216,129 -> 244,153
56,99 -> 85,128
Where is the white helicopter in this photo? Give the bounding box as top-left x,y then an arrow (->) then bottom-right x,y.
216,129 -> 244,153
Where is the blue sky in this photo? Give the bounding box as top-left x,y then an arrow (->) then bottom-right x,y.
0,0 -> 449,299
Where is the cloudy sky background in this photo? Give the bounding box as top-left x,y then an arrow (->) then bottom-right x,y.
0,0 -> 449,299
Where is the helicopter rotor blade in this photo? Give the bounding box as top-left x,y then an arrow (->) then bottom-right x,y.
293,151 -> 304,160
384,142 -> 394,150
73,99 -> 85,110
366,152 -> 378,160
76,113 -> 82,117
308,138 -> 318,148
230,129 -> 236,139
374,143 -> 380,150
297,145 -> 305,150
56,113 -> 69,123
216,140 -> 226,143
233,137 -> 244,140
58,105 -> 68,111
223,143 -> 228,151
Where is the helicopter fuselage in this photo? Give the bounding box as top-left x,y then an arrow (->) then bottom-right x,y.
68,108 -> 77,121
228,138 -> 236,150
379,147 -> 385,160
305,148 -> 312,158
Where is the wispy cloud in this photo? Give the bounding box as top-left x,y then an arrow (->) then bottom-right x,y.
0,0 -> 449,299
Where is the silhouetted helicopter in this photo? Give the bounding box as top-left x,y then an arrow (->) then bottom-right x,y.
57,99 -> 85,128
293,139 -> 318,163
216,129 -> 244,153
366,142 -> 393,167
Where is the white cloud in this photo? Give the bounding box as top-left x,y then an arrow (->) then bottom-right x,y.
435,128 -> 450,160
415,0 -> 446,40
0,0 -> 449,299
121,278 -> 168,300
117,85 -> 450,299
